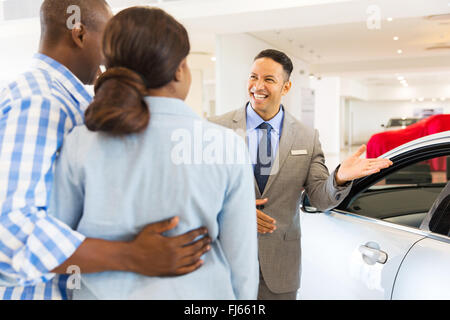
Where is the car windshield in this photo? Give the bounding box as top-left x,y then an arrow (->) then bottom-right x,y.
387,118 -> 419,127
343,155 -> 449,229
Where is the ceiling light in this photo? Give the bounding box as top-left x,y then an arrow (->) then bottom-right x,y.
387,17 -> 393,22
393,36 -> 399,41
211,57 -> 216,62
397,49 -> 403,54
418,97 -> 424,102
432,98 -> 437,102
441,97 -> 446,101
397,76 -> 405,81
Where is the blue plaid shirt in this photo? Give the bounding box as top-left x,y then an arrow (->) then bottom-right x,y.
0,53 -> 91,299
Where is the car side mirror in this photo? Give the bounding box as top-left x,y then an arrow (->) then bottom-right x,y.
300,190 -> 319,214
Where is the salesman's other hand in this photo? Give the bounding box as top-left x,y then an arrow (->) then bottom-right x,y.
128,217 -> 211,276
256,198 -> 277,234
336,144 -> 393,185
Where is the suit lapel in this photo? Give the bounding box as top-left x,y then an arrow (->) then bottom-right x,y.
261,112 -> 297,198
231,106 -> 247,139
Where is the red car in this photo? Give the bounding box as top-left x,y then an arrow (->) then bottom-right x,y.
367,114 -> 450,171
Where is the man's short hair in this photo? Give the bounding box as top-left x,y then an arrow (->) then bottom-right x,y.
254,49 -> 294,81
40,0 -> 109,44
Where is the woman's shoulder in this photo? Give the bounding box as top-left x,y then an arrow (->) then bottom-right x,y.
61,125 -> 100,160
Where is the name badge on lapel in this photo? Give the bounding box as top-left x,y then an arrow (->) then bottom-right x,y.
291,149 -> 308,156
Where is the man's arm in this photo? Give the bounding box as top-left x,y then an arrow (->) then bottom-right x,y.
51,217 -> 211,276
305,132 -> 392,211
335,144 -> 393,185
304,130 -> 353,211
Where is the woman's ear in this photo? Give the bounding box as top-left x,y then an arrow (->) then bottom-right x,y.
174,58 -> 188,82
71,22 -> 86,49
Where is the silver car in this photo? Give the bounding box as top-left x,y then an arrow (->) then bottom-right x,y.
381,117 -> 421,131
299,131 -> 450,300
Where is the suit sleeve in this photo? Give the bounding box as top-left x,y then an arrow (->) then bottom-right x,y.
304,130 -> 352,211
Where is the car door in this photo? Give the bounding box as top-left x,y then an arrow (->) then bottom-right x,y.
391,184 -> 450,300
299,207 -> 426,299
299,140 -> 450,300
392,236 -> 450,299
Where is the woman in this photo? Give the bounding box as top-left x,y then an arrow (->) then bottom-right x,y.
49,7 -> 258,300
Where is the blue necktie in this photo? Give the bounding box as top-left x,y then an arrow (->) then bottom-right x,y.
254,122 -> 273,194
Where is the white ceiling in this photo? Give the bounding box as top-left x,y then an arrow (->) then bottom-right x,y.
2,0 -> 450,88
251,16 -> 450,64
246,3 -> 450,87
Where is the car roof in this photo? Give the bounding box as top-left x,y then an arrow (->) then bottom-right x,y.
380,130 -> 450,159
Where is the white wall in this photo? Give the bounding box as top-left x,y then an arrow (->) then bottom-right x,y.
368,84 -> 450,101
185,69 -> 203,116
215,33 -> 269,115
0,19 -> 40,87
348,99 -> 450,145
186,53 -> 216,117
215,32 -> 309,119
340,78 -> 369,101
311,77 -> 341,155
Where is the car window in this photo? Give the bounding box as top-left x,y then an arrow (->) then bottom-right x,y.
345,155 -> 449,230
386,118 -> 420,128
420,181 -> 450,237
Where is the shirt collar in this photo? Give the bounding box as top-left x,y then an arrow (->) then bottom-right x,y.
31,53 -> 93,106
246,102 -> 284,135
143,96 -> 199,118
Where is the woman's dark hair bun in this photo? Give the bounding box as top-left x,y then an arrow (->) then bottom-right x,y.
84,67 -> 150,135
84,7 -> 190,136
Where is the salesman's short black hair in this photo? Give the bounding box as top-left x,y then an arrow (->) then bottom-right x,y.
254,49 -> 293,81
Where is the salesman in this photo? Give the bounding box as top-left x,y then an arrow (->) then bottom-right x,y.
210,49 -> 393,300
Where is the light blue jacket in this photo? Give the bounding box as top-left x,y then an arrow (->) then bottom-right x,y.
49,97 -> 259,300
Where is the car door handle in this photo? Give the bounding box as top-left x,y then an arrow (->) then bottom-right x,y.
359,243 -> 388,265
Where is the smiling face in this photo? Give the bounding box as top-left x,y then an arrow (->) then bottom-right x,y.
248,57 -> 292,120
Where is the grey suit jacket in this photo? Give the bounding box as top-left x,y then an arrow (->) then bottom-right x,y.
209,105 -> 352,293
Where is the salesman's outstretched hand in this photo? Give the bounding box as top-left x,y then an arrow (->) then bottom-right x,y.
335,144 -> 393,186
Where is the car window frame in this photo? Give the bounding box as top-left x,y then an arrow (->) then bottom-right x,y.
338,142 -> 450,210
331,208 -> 450,245
334,142 -> 450,239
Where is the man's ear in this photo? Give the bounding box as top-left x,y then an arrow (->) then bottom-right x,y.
71,22 -> 86,49
282,80 -> 292,96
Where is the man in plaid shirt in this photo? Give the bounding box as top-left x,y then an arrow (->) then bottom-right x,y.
0,0 -> 211,300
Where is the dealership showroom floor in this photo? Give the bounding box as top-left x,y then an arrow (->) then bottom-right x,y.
0,0 -> 449,301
